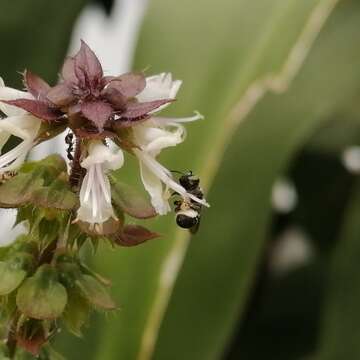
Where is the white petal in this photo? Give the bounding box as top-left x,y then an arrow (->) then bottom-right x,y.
0,140 -> 32,173
0,115 -> 40,141
95,163 -> 112,203
77,166 -> 116,224
0,115 -> 41,173
152,111 -> 204,124
139,158 -> 170,215
133,122 -> 185,156
0,79 -> 34,116
136,72 -> 182,113
145,126 -> 184,155
83,165 -> 95,203
81,141 -> 124,170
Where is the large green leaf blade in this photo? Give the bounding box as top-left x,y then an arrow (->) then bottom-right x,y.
152,1 -> 360,359
313,181 -> 360,359
88,1 -> 342,360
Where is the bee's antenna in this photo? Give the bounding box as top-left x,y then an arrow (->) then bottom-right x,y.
170,170 -> 185,175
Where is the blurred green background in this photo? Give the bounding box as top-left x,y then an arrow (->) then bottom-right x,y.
2,0 -> 360,359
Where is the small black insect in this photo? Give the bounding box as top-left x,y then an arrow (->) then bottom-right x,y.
173,171 -> 204,234
65,132 -> 74,161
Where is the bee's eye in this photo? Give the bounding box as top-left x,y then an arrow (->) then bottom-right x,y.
176,214 -> 198,228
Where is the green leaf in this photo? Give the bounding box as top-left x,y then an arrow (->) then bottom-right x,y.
313,183 -> 360,360
16,264 -> 68,320
152,2 -> 360,360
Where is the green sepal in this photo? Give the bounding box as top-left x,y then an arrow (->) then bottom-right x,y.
0,169 -> 44,208
21,154 -> 67,177
0,155 -> 74,210
32,173 -> 78,210
0,253 -> 35,295
75,274 -> 116,310
62,289 -> 91,337
57,257 -> 116,311
109,172 -> 156,219
76,216 -> 123,237
79,262 -> 112,287
16,264 -> 68,320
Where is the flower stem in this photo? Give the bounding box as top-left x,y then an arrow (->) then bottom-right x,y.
69,136 -> 85,190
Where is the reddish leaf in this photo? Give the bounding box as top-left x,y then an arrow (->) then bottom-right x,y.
113,225 -> 160,247
2,99 -> 62,121
75,127 -> 116,139
81,100 -> 113,130
115,115 -> 151,128
47,83 -> 75,106
108,72 -> 146,98
101,76 -> 116,87
68,103 -> 82,117
102,85 -> 127,110
74,40 -> 103,86
62,57 -> 78,84
24,70 -> 51,99
120,99 -> 174,119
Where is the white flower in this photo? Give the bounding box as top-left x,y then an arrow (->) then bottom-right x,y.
136,73 -> 182,113
76,141 -> 124,229
133,72 -> 208,215
0,78 -> 41,173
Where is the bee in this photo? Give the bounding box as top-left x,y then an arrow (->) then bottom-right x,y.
65,132 -> 74,161
173,171 -> 204,234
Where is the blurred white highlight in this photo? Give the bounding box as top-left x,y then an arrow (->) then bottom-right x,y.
269,226 -> 315,275
271,178 -> 298,213
8,0 -> 149,244
69,0 -> 149,75
0,209 -> 27,247
342,146 -> 360,174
